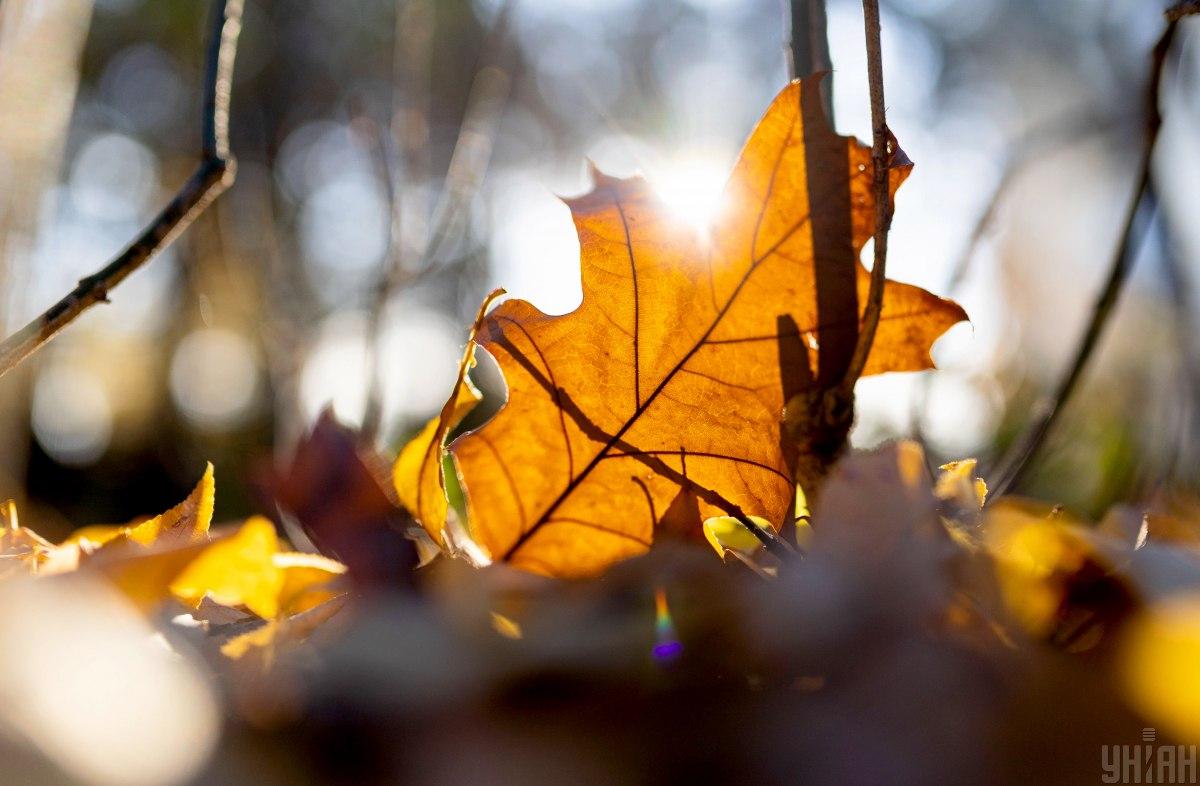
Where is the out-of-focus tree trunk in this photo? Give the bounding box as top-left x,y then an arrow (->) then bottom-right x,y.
0,0 -> 93,496
788,0 -> 833,123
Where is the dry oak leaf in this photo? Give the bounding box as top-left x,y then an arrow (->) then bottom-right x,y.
448,76 -> 966,577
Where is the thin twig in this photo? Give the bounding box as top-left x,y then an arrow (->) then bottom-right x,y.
784,0 -> 887,511
786,0 -> 833,121
838,0 -> 889,395
733,510 -> 795,560
0,0 -> 243,379
987,21 -> 1179,499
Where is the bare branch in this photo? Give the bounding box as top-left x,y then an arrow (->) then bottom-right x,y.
839,0 -> 890,394
0,0 -> 243,379
734,509 -> 795,561
987,21 -> 1180,499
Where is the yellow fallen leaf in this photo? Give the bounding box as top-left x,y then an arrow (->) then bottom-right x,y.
170,516 -> 347,622
77,464 -> 216,553
936,459 -> 987,510
273,551 -> 347,616
221,620 -> 279,661
984,501 -> 1091,637
89,536 -> 217,612
170,516 -> 284,620
702,515 -> 774,559
61,524 -> 125,548
394,290 -> 502,547
220,594 -> 347,663
0,500 -> 56,578
1120,594 -> 1200,742
125,463 -> 216,546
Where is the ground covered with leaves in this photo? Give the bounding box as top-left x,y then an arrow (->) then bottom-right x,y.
4,434 -> 1200,785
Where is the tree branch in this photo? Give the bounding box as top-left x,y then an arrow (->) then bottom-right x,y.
838,0 -> 889,395
987,18 -> 1180,499
0,0 -> 243,379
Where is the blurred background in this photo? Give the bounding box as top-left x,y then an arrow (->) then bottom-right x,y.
0,0 -> 1193,535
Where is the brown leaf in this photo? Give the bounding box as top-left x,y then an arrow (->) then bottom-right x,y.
264,411 -> 418,590
450,76 -> 966,577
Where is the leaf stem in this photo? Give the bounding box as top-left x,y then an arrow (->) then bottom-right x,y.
987,18 -> 1180,499
0,0 -> 243,379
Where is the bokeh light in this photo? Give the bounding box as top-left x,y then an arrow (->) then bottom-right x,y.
0,576 -> 220,786
299,170 -> 391,304
300,313 -> 372,426
170,328 -> 262,431
68,133 -> 159,224
31,364 -> 113,466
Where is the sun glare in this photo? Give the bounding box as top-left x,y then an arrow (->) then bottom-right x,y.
649,153 -> 730,231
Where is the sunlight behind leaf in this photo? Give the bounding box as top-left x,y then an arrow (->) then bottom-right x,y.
648,151 -> 730,232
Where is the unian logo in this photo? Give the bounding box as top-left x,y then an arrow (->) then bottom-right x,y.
1102,728 -> 1200,783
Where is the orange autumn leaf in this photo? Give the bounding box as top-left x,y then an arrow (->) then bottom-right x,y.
447,76 -> 966,578
394,290 -> 503,546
